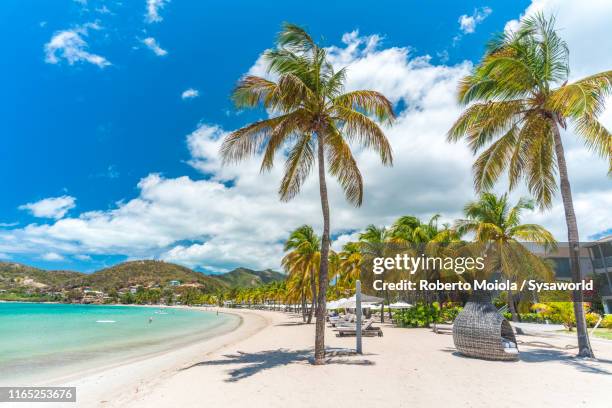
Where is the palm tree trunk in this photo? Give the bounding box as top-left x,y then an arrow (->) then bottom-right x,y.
507,289 -> 520,322
552,123 -> 594,358
301,290 -> 307,322
314,135 -> 330,365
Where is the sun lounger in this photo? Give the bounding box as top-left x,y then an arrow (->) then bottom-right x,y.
334,320 -> 383,337
433,323 -> 453,334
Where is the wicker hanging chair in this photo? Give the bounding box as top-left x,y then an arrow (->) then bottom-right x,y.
452,291 -> 519,361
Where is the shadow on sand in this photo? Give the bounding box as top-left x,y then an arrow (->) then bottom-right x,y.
440,346 -> 612,375
182,348 -> 375,382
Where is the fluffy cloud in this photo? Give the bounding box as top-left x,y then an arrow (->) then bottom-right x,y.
6,6 -> 612,269
41,252 -> 65,261
142,37 -> 168,56
458,7 -> 492,34
44,23 -> 110,68
146,0 -> 170,23
502,0 -> 612,239
181,88 -> 199,100
19,196 -> 76,220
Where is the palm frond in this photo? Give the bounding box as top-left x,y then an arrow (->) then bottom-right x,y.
548,71 -> 612,118
325,127 -> 363,206
333,106 -> 393,165
333,90 -> 396,125
278,134 -> 315,202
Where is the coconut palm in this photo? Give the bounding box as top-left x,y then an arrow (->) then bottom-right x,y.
282,225 -> 321,323
220,24 -> 395,364
389,215 -> 463,304
337,242 -> 363,290
456,193 -> 556,321
447,13 -> 611,357
359,225 -> 394,322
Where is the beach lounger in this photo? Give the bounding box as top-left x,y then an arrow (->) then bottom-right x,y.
334,320 -> 383,337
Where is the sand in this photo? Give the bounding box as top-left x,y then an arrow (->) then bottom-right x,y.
29,308 -> 612,408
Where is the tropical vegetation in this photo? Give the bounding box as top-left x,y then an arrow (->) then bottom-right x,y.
219,23 -> 395,364
447,13 -> 612,358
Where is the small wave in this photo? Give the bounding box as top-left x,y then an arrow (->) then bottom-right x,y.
96,320 -> 116,323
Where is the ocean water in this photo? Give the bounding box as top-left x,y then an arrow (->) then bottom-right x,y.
0,303 -> 239,383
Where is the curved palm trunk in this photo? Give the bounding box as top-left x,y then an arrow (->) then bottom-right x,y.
314,136 -> 330,365
552,124 -> 594,358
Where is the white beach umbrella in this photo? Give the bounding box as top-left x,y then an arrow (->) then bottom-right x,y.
389,301 -> 412,309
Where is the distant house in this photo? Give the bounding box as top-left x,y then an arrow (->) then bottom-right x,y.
180,282 -> 202,288
129,285 -> 141,294
169,280 -> 181,286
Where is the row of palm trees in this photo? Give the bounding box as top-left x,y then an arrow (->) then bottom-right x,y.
220,14 -> 611,361
278,193 -> 555,320
221,192 -> 558,326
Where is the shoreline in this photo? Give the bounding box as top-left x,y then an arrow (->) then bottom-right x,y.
30,305 -> 243,387
2,307 -> 611,407
47,308 -> 270,408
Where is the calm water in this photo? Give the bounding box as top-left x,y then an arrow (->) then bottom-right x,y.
0,303 -> 238,383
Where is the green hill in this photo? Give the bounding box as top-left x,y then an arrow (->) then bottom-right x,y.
0,262 -> 83,289
215,267 -> 285,288
0,260 -> 284,293
83,260 -> 228,292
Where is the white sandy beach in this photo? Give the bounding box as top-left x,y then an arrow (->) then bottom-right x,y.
30,307 -> 612,408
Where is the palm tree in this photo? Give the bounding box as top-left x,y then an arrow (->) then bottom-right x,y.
220,24 -> 395,364
337,242 -> 363,290
389,214 -> 463,305
447,13 -> 611,357
456,193 -> 556,321
359,225 -> 393,322
282,225 -> 321,323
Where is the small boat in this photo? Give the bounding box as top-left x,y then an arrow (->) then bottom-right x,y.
96,320 -> 116,323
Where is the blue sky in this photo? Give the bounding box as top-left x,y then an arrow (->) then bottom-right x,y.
1,0 -> 610,273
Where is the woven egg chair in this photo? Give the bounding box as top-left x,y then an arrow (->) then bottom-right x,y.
452,291 -> 519,361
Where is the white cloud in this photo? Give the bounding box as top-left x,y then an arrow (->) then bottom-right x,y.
44,24 -> 110,68
458,7 -> 492,34
74,254 -> 92,261
142,37 -> 168,56
146,0 -> 170,23
41,252 -> 64,261
4,11 -> 611,270
19,196 -> 76,220
181,88 -> 199,100
0,253 -> 11,260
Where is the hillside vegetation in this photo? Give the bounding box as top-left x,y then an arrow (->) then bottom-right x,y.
0,260 -> 284,293
215,267 -> 286,288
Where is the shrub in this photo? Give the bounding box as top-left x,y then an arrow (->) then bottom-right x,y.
585,312 -> 601,328
394,302 -> 464,327
439,305 -> 463,322
394,302 -> 439,328
602,315 -> 612,329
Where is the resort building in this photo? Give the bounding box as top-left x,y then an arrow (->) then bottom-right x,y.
169,280 -> 181,286
586,236 -> 612,314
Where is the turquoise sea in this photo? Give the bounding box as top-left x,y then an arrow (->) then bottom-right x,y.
0,303 -> 239,383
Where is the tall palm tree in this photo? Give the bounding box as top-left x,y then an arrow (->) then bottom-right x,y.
447,13 -> 611,357
220,24 -> 395,364
456,193 -> 557,321
282,225 -> 321,323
